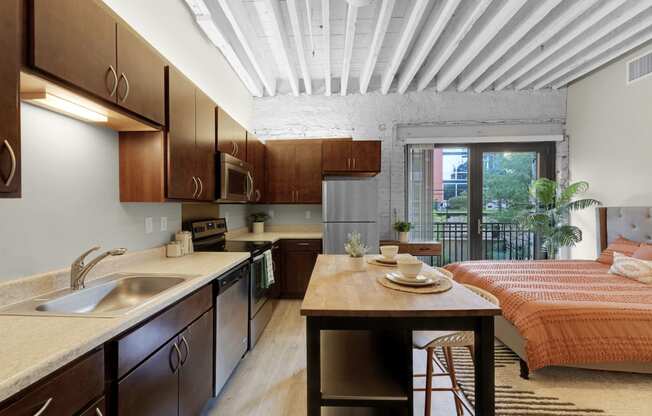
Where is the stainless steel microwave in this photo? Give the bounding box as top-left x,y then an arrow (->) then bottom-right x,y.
216,152 -> 253,203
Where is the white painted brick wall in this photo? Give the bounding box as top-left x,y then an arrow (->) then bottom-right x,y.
252,89 -> 568,239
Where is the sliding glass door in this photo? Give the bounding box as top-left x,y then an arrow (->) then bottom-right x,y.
406,142 -> 555,265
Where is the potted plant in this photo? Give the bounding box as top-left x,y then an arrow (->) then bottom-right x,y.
518,178 -> 600,259
249,212 -> 270,234
393,221 -> 412,243
345,232 -> 369,271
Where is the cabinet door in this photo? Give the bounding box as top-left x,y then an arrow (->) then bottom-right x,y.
0,0 -> 20,197
352,141 -> 381,173
118,337 -> 180,416
283,250 -> 319,298
195,89 -> 216,201
32,0 -> 117,102
246,134 -> 266,203
322,140 -> 351,172
166,67 -> 197,200
179,310 -> 214,416
79,397 -> 106,416
217,107 -> 246,159
266,141 -> 295,203
116,23 -> 165,125
294,140 -> 322,203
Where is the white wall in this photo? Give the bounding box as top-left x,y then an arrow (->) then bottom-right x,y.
567,43 -> 652,259
101,0 -> 253,129
0,105 -> 181,281
253,89 -> 567,239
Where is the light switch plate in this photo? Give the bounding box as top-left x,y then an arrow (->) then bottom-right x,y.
160,217 -> 168,232
145,217 -> 153,234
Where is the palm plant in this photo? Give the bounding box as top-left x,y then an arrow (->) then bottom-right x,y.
518,178 -> 600,258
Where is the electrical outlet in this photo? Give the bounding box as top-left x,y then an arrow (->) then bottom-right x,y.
160,217 -> 168,232
145,217 -> 153,234
305,210 -> 311,219
269,209 -> 275,218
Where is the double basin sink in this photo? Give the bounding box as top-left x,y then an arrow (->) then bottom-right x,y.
0,273 -> 198,318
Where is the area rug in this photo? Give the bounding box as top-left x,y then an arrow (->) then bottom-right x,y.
435,342 -> 652,416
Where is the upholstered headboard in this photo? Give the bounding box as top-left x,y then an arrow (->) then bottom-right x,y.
598,207 -> 652,251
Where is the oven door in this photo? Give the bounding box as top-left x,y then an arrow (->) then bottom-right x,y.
217,152 -> 254,203
249,252 -> 269,317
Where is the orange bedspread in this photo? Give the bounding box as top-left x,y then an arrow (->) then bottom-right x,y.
446,260 -> 652,370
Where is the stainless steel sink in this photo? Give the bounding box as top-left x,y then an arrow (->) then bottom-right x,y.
0,273 -> 198,318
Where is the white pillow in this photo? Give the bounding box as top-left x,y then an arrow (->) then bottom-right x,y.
609,252 -> 652,284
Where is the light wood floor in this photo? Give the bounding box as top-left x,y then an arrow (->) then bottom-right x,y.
204,300 -> 470,416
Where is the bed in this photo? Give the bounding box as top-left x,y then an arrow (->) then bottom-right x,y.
446,207 -> 652,375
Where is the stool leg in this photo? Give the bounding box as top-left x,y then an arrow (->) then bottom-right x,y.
444,347 -> 463,416
425,348 -> 433,416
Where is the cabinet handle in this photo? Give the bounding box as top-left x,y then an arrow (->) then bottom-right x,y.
106,65 -> 118,97
297,242 -> 310,246
33,398 -> 53,416
118,73 -> 130,102
197,177 -> 204,199
95,408 -> 104,416
347,158 -> 351,169
246,171 -> 254,200
191,176 -> 198,199
170,342 -> 182,373
1,139 -> 17,187
180,336 -> 190,365
231,141 -> 237,156
255,189 -> 261,202
353,158 -> 356,169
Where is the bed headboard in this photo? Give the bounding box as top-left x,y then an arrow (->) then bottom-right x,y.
598,207 -> 652,251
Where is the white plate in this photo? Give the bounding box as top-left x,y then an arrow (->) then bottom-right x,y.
375,255 -> 397,264
385,272 -> 441,287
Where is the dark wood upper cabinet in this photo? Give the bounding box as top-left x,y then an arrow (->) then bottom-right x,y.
116,23 -> 165,125
31,0 -> 117,102
217,107 -> 247,159
246,133 -> 266,203
179,310 -> 214,416
322,139 -> 381,175
322,140 -> 351,172
195,89 -> 216,201
0,0 -> 21,198
166,66 -> 197,200
295,140 -> 322,203
266,141 -> 295,203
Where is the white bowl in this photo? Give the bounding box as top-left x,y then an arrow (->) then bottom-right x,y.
380,245 -> 399,260
396,257 -> 422,279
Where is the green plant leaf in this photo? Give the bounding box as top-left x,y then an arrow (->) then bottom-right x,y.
559,198 -> 601,212
559,181 -> 589,204
529,178 -> 557,207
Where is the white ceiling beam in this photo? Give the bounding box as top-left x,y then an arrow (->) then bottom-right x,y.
359,0 -> 396,94
287,0 -> 312,95
258,0 -> 300,96
416,0 -> 491,92
437,0 -> 526,92
396,0 -> 460,94
186,5 -> 263,97
457,0 -> 561,92
535,15 -> 652,89
473,0 -> 595,92
380,0 -> 430,95
552,27 -> 652,89
494,0 -> 628,91
322,0 -> 331,96
516,1 -> 652,90
340,3 -> 358,96
216,0 -> 276,96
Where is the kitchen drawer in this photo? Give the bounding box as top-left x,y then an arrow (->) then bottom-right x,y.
79,396 -> 105,416
400,243 -> 441,256
0,348 -> 104,416
282,239 -> 322,252
116,285 -> 212,378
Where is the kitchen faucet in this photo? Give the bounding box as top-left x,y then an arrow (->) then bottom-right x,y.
70,246 -> 127,290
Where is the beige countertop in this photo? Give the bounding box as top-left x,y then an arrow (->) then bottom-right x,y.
228,231 -> 322,243
301,255 -> 501,318
0,251 -> 250,403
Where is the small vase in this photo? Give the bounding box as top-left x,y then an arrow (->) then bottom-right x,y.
349,256 -> 366,272
252,222 -> 264,234
398,232 -> 409,243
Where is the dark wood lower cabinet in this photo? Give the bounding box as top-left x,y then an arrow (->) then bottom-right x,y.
281,240 -> 322,299
79,397 -> 106,416
179,310 -> 214,416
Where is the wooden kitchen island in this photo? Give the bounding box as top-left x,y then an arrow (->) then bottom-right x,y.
300,255 -> 501,416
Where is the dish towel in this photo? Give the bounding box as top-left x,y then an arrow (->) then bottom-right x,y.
264,249 -> 275,288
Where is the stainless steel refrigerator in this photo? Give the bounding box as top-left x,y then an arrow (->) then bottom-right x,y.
322,177 -> 379,254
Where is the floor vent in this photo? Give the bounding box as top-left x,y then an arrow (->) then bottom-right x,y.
627,51 -> 652,84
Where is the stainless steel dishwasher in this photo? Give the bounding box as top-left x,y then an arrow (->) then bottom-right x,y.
214,262 -> 249,396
